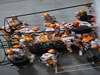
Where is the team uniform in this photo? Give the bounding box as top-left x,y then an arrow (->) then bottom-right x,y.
40,49 -> 57,66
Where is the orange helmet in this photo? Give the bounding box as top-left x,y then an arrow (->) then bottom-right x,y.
82,34 -> 93,43
48,49 -> 55,53
39,33 -> 49,43
13,44 -> 20,48
11,16 -> 17,20
23,34 -> 33,42
32,26 -> 40,32
42,12 -> 49,16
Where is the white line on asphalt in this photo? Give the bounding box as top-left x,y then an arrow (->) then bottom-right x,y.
56,65 -> 100,73
62,63 -> 91,69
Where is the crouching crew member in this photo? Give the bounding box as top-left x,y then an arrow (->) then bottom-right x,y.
40,49 -> 57,67
6,44 -> 35,67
